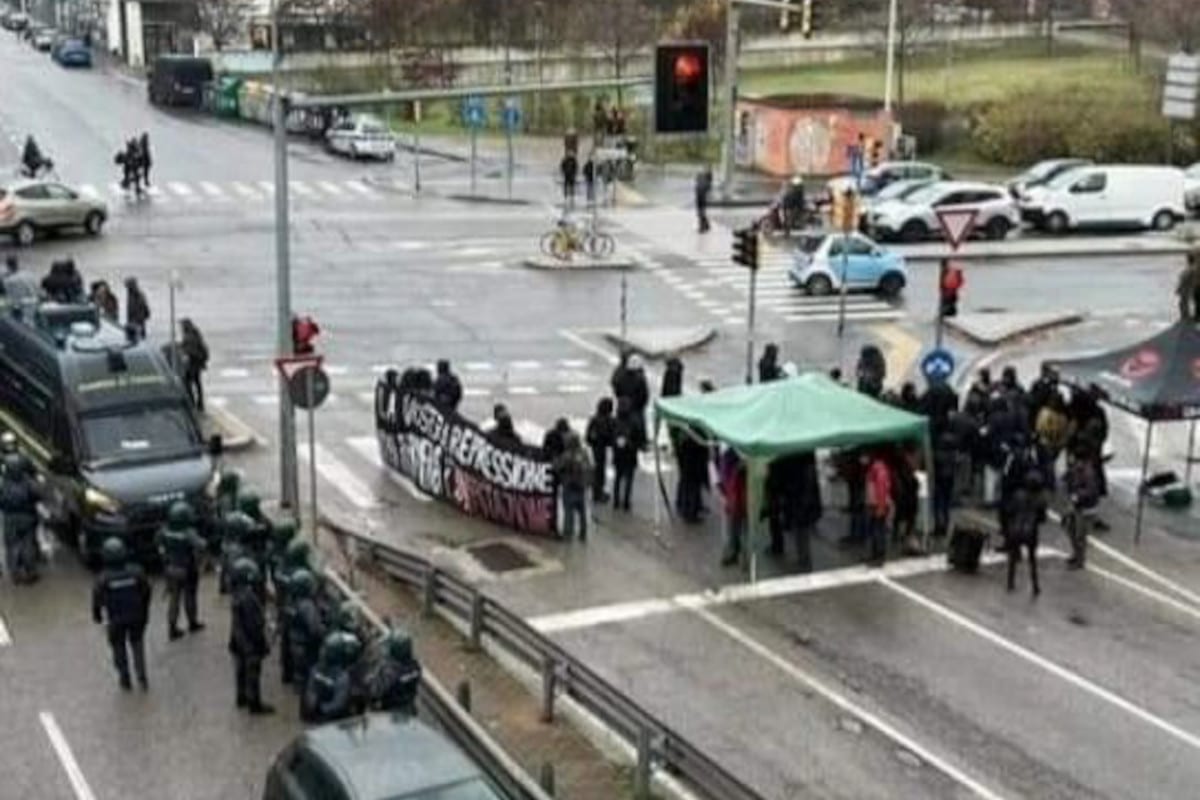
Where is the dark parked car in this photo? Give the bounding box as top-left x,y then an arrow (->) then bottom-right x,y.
147,55 -> 213,107
53,38 -> 92,67
264,714 -> 504,800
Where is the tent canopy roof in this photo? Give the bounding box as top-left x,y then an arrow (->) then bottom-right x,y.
654,373 -> 928,459
1045,320 -> 1200,422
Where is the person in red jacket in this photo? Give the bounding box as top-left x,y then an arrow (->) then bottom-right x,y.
719,448 -> 747,566
865,451 -> 893,566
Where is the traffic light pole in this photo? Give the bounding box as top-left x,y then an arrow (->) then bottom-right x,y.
745,264 -> 757,384
272,1 -> 299,512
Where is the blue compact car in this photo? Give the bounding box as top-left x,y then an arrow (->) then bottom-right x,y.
788,231 -> 908,298
54,39 -> 92,68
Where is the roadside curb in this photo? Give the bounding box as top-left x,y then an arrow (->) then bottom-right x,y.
204,407 -> 259,452
444,193 -> 535,206
897,240 -> 1190,263
522,255 -> 641,271
946,311 -> 1085,347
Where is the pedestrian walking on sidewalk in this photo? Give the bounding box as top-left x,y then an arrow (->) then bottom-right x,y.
560,152 -> 578,208
719,448 -> 747,566
125,277 -> 150,340
180,318 -> 209,413
695,165 -> 712,233
583,155 -> 596,206
1064,446 -> 1099,569
1176,249 -> 1200,320
611,397 -> 644,511
138,132 -> 152,187
586,397 -> 615,503
556,432 -> 592,541
864,451 -> 893,567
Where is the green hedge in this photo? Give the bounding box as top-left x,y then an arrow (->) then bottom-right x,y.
968,82 -> 1186,166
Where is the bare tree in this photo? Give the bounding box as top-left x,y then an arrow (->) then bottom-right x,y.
196,0 -> 257,50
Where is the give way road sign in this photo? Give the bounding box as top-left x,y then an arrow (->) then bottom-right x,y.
935,208 -> 978,250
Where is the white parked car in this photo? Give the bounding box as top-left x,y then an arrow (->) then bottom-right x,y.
1184,163 -> 1200,213
1019,165 -> 1185,233
325,114 -> 395,161
827,160 -> 949,199
869,181 -> 1020,243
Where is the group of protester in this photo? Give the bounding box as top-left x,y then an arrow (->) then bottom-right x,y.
114,132 -> 152,195
89,471 -> 423,720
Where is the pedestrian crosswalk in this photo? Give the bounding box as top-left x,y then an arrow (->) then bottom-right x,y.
76,177 -> 388,206
691,252 -> 905,324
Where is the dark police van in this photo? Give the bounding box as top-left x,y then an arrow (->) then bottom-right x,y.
0,274 -> 220,563
147,55 -> 213,108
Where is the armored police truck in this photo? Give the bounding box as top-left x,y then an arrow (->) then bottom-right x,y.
0,273 -> 221,564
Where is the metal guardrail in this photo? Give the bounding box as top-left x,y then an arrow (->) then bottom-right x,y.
322,569 -> 553,800
338,529 -> 765,800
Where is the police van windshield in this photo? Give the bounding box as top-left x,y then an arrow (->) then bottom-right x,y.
80,403 -> 200,467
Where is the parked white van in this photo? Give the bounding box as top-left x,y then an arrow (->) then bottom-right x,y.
1018,165 -> 1185,233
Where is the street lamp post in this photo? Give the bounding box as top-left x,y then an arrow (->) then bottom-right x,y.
883,0 -> 899,113
272,0 -> 298,511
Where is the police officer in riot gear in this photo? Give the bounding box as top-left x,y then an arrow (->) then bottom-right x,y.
239,492 -> 270,572
287,568 -> 325,692
368,629 -> 422,715
1,453 -> 40,584
159,500 -> 207,639
276,536 -> 313,685
302,630 -> 361,723
92,538 -> 152,690
219,511 -> 253,595
229,557 -> 275,714
267,518 -> 296,592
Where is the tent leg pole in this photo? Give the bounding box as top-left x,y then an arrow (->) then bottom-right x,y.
1135,421 -> 1153,545
1186,420 -> 1197,488
921,433 -> 934,554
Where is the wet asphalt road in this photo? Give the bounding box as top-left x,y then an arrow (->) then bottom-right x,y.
4,27 -> 1200,800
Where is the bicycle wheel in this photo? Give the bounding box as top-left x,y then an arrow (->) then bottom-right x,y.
540,231 -> 560,258
586,232 -> 615,258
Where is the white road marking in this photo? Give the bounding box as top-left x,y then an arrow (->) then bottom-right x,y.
557,384 -> 590,394
232,181 -> 260,199
324,364 -> 349,376
370,364 -> 390,373
199,181 -> 224,198
463,387 -> 491,397
559,329 -> 618,365
559,358 -> 589,369
167,181 -> 194,198
218,367 -> 250,379
510,360 -> 541,370
356,391 -> 375,405
394,240 -> 429,251
290,180 -> 316,197
145,185 -> 166,201
252,394 -> 278,405
317,180 -> 345,197
686,604 -> 1010,800
40,712 -> 97,800
880,574 -> 1200,753
344,181 -> 378,197
299,443 -> 378,509
257,180 -> 275,195
346,436 -> 431,503
509,386 -> 538,396
1088,564 -> 1200,623
783,311 -> 903,322
0,614 -> 10,646
464,361 -> 494,371
208,396 -> 229,408
1046,509 -> 1200,609
530,553 -> 1012,634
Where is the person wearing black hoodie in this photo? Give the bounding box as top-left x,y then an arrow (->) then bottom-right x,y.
611,396 -> 645,511
758,343 -> 783,383
585,398 -> 615,502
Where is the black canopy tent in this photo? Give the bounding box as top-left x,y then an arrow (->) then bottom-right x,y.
1044,319 -> 1200,541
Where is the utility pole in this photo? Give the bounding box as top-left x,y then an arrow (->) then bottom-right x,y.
719,0 -> 740,200
883,0 -> 899,113
271,0 -> 298,510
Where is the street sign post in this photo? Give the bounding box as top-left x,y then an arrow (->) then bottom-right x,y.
275,355 -> 328,538
920,347 -> 956,384
934,208 -> 975,347
502,97 -> 521,200
1163,52 -> 1200,162
462,95 -> 487,196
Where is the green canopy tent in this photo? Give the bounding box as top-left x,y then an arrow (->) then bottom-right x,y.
654,373 -> 931,580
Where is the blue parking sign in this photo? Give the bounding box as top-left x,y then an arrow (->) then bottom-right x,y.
462,95 -> 486,128
502,97 -> 521,131
921,347 -> 956,383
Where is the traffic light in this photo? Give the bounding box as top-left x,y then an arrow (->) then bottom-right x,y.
732,227 -> 759,270
867,136 -> 885,168
292,314 -> 320,354
831,188 -> 857,232
939,259 -> 964,319
654,43 -> 710,134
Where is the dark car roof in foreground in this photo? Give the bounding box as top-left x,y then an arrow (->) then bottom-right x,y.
301,713 -> 492,799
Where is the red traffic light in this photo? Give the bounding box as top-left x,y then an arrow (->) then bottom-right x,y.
673,53 -> 702,84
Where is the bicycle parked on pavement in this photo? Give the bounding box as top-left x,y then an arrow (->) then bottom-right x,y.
540,215 -> 615,261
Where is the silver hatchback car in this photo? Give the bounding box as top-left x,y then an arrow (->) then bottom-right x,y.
0,180 -> 107,246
